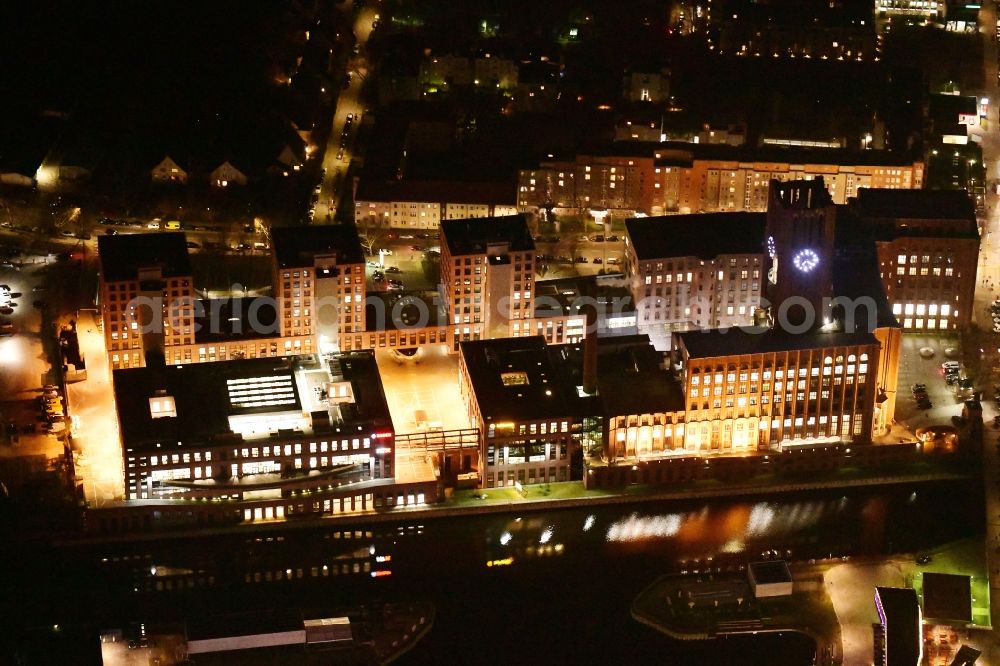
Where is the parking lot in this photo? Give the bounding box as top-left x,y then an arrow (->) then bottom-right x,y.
892,334 -> 970,436
0,260 -> 67,463
375,347 -> 472,434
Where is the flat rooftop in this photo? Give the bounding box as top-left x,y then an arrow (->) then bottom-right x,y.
875,587 -> 921,666
854,188 -> 977,222
928,93 -> 978,120
364,291 -> 448,331
922,572 -> 972,623
558,335 -> 686,417
595,141 -> 924,169
97,232 -> 192,282
271,225 -> 364,269
187,609 -> 304,641
113,352 -> 392,453
677,327 -> 879,360
460,336 -> 593,423
193,297 -> 279,343
532,275 -> 635,320
748,560 -> 793,585
625,213 -> 766,261
442,214 -> 534,256
832,219 -> 901,331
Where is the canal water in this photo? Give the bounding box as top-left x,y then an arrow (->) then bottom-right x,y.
6,479 -> 984,664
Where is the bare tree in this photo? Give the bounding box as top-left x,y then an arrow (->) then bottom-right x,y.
359,229 -> 386,257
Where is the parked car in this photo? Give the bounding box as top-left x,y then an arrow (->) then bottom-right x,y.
386,266 -> 400,273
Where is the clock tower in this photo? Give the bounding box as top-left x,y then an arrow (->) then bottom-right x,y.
764,178 -> 836,330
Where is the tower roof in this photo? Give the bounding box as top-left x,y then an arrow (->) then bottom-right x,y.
769,177 -> 833,210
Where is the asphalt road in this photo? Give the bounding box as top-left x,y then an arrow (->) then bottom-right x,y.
314,3 -> 380,223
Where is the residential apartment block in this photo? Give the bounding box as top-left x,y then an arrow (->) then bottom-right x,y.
270,225 -> 367,353
354,179 -> 517,230
624,213 -> 766,347
440,215 -> 537,349
518,143 -> 924,215
98,233 -> 197,369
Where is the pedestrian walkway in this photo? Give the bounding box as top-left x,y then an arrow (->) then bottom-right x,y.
64,310 -> 124,504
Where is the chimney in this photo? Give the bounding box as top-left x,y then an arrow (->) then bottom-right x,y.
582,277 -> 599,395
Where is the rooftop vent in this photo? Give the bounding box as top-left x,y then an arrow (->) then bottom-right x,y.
149,391 -> 177,419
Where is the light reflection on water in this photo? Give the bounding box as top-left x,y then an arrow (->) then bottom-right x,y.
606,512 -> 684,542
600,499 -> 843,549
88,484 -> 977,602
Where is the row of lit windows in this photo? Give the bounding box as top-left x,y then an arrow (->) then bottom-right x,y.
895,266 -> 955,277
143,439 -> 377,470
487,421 -> 569,437
891,303 -> 952,317
148,451 -> 212,465
692,374 -> 866,400
690,357 -> 868,385
896,254 -> 955,265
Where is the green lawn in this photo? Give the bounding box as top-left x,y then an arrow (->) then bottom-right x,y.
446,481 -> 616,508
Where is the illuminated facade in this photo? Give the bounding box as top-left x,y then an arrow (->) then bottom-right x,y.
441,215 -> 537,349
624,213 -> 766,346
458,336 -> 599,487
853,189 -> 980,331
97,233 -> 197,369
113,353 -> 420,515
594,337 -> 687,463
517,144 -> 924,215
764,178 -> 837,326
98,232 -> 323,368
677,329 -> 881,451
270,226 -> 366,353
875,0 -> 943,18
354,180 -> 517,230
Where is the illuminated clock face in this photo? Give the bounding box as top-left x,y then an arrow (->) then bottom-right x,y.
792,249 -> 820,273
766,235 -> 776,258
